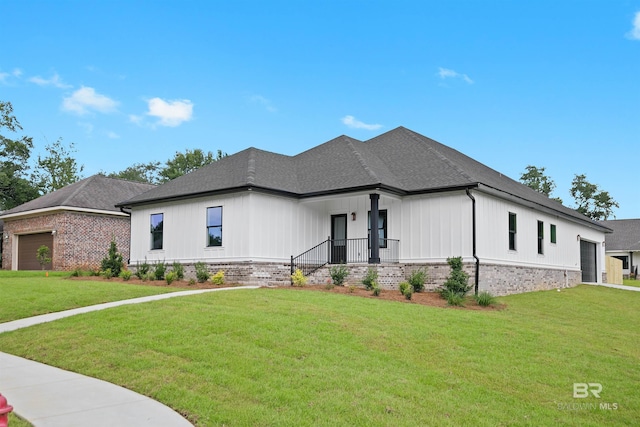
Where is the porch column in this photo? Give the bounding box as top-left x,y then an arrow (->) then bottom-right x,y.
369,193 -> 380,264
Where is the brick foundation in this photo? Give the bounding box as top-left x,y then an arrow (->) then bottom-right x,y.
153,260 -> 582,296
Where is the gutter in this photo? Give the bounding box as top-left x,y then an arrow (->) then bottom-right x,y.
466,188 -> 480,296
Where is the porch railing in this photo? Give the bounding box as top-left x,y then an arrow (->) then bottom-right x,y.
291,237 -> 399,277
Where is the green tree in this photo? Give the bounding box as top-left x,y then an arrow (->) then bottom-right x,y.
158,149 -> 226,182
569,174 -> 619,220
0,101 -> 39,209
520,165 -> 556,197
107,161 -> 161,184
36,245 -> 52,270
100,239 -> 124,277
32,138 -> 84,194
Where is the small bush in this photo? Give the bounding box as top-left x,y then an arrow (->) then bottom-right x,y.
291,269 -> 307,287
172,262 -> 184,280
371,281 -> 382,296
362,268 -> 378,291
136,259 -> 150,280
348,285 -> 356,293
165,271 -> 177,285
100,239 -> 124,277
325,282 -> 335,290
153,261 -> 166,280
144,271 -> 155,282
399,281 -> 411,295
475,291 -> 496,307
70,268 -> 83,277
444,290 -> 465,306
404,288 -> 413,300
188,278 -> 196,286
119,270 -> 132,281
407,268 -> 427,293
195,262 -> 209,283
100,268 -> 113,279
211,270 -> 225,285
330,264 -> 349,286
439,257 -> 472,302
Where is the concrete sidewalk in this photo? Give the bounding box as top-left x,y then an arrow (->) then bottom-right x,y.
586,282 -> 640,292
0,285 -> 259,426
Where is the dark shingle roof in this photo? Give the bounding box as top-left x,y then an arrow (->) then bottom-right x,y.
600,219 -> 640,251
0,175 -> 156,217
117,127 -> 609,231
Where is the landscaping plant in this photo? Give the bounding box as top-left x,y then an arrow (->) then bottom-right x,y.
195,262 -> 210,283
399,281 -> 413,300
165,271 -> 177,285
407,267 -> 427,292
153,261 -> 166,280
36,245 -> 52,270
329,264 -> 349,285
291,269 -> 307,287
211,270 -> 225,285
362,267 -> 378,290
172,262 -> 185,280
440,256 -> 471,306
135,259 -> 150,280
475,291 -> 496,307
100,239 -> 124,277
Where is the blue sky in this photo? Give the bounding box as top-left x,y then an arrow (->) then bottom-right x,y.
1,1 -> 639,218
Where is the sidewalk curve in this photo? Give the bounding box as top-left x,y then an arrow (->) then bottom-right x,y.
0,285 -> 260,426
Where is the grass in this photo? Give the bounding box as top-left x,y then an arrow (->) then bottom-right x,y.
0,285 -> 637,426
8,413 -> 32,427
0,270 -> 181,323
622,278 -> 640,288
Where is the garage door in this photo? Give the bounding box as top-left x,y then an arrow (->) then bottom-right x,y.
580,240 -> 597,283
18,233 -> 54,270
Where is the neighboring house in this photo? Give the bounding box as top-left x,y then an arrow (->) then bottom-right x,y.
117,127 -> 610,295
600,219 -> 640,278
1,175 -> 155,271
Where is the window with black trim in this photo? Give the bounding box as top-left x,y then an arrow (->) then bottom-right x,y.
537,220 -> 544,255
368,210 -> 387,248
613,255 -> 629,269
150,213 -> 163,250
508,212 -> 517,250
550,224 -> 557,244
207,206 -> 222,247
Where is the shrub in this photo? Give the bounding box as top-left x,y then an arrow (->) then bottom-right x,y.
36,245 -> 52,270
291,269 -> 307,287
119,270 -> 132,281
362,268 -> 378,290
475,291 -> 496,307
348,285 -> 356,293
100,268 -> 113,279
172,262 -> 184,280
165,271 -> 177,285
195,262 -> 209,283
188,278 -> 196,286
211,270 -> 225,285
100,239 -> 124,277
371,281 -> 382,296
329,264 -> 349,286
135,259 -> 150,280
399,281 -> 413,299
325,282 -> 335,290
407,267 -> 427,293
145,272 -> 155,282
153,261 -> 166,280
439,257 -> 472,300
70,268 -> 83,277
443,289 -> 465,306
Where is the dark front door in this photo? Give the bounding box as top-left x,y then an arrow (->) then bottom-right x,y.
580,240 -> 597,283
331,214 -> 347,264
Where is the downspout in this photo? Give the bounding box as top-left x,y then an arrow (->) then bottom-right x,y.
466,188 -> 480,296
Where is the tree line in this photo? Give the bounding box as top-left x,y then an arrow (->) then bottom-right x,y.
0,100 -> 225,210
1,100 -> 618,220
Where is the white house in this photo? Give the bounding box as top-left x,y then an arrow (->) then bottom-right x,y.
117,127 -> 610,295
601,219 -> 640,278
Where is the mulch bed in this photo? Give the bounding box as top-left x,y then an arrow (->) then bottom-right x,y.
69,276 -> 504,310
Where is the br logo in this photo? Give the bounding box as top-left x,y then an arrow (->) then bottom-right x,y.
573,383 -> 602,398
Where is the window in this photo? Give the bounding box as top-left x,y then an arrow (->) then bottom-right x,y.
537,220 -> 544,255
508,212 -> 517,250
613,256 -> 629,270
207,206 -> 222,247
150,213 -> 163,250
550,224 -> 557,244
368,209 -> 387,248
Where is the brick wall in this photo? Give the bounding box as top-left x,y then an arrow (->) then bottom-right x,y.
3,211 -> 131,271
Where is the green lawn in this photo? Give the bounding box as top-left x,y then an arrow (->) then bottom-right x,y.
0,271 -> 181,323
0,285 -> 637,426
623,278 -> 640,288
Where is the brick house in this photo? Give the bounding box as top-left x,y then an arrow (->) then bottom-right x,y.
1,175 -> 155,271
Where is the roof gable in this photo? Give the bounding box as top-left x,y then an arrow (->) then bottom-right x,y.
601,219 -> 640,251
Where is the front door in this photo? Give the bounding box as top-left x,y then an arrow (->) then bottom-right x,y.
331,214 -> 347,264
580,240 -> 597,283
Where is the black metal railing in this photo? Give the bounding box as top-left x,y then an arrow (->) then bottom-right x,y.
291,238 -> 399,277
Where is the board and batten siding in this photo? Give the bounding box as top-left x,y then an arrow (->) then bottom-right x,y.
474,191 -> 606,278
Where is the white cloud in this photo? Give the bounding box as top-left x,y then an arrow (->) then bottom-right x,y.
0,68 -> 23,84
106,131 -> 120,139
249,94 -> 277,112
146,97 -> 193,127
437,67 -> 474,84
627,11 -> 640,40
341,115 -> 383,131
12,69 -> 22,77
62,86 -> 119,115
0,72 -> 8,84
29,73 -> 72,89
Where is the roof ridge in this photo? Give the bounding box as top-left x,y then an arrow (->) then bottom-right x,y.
345,137 -> 380,184
58,175 -> 96,206
246,148 -> 256,185
401,128 -> 475,183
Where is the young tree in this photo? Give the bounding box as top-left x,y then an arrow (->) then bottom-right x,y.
0,101 -> 39,209
158,149 -> 227,182
33,138 -> 84,194
570,174 -> 619,220
36,245 -> 52,270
